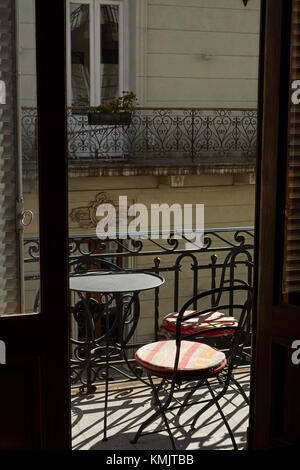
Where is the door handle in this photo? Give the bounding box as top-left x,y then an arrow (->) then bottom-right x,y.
17,210 -> 34,227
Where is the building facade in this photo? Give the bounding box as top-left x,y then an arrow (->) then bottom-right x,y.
19,0 -> 260,342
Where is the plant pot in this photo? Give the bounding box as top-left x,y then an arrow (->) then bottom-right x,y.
87,111 -> 132,126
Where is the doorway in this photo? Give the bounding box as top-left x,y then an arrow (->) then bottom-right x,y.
1,0 -> 300,451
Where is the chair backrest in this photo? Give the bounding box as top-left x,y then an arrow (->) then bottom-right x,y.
212,246 -> 253,316
69,254 -> 122,274
172,284 -> 252,383
196,246 -> 252,317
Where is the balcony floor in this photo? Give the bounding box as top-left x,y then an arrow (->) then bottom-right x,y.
72,370 -> 250,451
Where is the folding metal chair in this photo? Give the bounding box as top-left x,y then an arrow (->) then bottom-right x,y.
131,284 -> 252,450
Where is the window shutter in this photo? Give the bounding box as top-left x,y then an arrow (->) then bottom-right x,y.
0,0 -> 21,314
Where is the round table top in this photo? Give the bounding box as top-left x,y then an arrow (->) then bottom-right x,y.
69,270 -> 165,293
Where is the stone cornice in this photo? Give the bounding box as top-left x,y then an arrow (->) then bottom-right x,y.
23,161 -> 256,180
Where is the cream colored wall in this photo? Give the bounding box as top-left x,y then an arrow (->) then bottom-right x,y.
17,0 -> 260,108
136,0 -> 260,107
24,173 -> 255,238
23,173 -> 255,343
66,174 -> 255,234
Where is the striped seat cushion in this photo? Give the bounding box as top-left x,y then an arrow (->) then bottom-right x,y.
135,340 -> 227,379
162,310 -> 238,337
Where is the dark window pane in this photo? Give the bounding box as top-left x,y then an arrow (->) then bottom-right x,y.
100,4 -> 119,102
70,3 -> 90,106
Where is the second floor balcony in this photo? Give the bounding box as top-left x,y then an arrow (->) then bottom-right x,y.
21,107 -> 257,173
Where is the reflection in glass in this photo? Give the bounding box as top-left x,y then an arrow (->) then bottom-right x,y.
19,0 -> 40,314
0,0 -> 41,315
70,3 -> 90,106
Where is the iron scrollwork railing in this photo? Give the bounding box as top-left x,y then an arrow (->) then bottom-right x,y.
24,227 -> 254,391
21,107 -> 257,163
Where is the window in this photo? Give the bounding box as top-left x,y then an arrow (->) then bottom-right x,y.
67,0 -> 129,107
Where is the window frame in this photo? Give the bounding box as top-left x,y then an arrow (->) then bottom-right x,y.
66,0 -> 130,107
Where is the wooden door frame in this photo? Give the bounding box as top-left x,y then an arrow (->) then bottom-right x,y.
0,0 -> 71,449
35,0 -> 71,448
249,0 -> 299,449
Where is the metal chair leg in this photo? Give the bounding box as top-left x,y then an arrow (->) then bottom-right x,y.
190,378 -> 229,430
190,379 -> 238,450
190,393 -> 217,430
131,405 -> 165,445
131,373 -> 176,449
102,362 -> 109,441
103,297 -> 110,441
206,380 -> 238,450
177,380 -> 204,416
151,378 -> 167,406
149,374 -> 176,450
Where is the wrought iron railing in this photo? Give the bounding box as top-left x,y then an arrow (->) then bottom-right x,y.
21,107 -> 257,163
24,227 -> 254,391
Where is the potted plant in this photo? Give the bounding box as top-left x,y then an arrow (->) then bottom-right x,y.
88,91 -> 138,125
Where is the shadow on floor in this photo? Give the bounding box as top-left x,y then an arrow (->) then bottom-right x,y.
72,372 -> 250,451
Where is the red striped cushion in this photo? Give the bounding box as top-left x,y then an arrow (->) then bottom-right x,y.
135,340 -> 227,378
162,310 -> 238,337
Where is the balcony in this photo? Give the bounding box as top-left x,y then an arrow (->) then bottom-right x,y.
24,226 -> 254,381
24,227 -> 253,449
23,109 -> 256,450
21,107 -> 257,175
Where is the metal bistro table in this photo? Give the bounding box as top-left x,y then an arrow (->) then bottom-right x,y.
69,270 -> 165,440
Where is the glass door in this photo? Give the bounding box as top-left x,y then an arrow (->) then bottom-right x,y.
0,0 -> 70,449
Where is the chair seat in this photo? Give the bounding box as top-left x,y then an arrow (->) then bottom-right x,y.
162,310 -> 238,337
135,340 -> 227,379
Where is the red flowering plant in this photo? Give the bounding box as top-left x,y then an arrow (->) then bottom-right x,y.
89,91 -> 138,113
